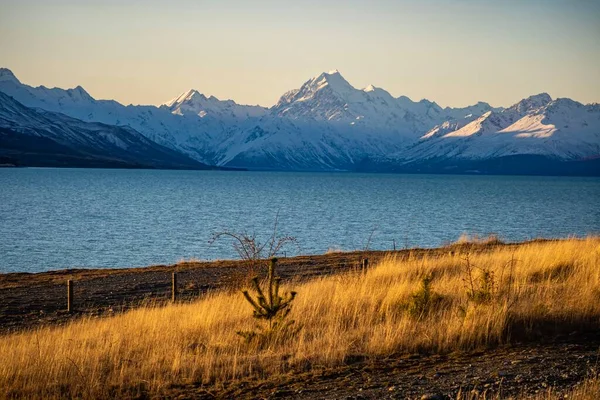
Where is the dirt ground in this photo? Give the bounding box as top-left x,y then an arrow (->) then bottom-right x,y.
197,334 -> 599,400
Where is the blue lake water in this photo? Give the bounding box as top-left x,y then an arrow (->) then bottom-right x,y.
0,168 -> 599,273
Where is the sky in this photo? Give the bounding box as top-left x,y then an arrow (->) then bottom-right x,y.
1,0 -> 599,108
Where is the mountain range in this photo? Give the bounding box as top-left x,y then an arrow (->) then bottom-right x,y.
0,91 -> 215,169
0,67 -> 598,175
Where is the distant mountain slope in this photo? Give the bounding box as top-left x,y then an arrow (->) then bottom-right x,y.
0,68 -> 226,164
0,92 -> 217,169
0,67 -> 598,175
396,94 -> 600,164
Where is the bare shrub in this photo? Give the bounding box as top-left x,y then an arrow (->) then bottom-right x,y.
209,212 -> 299,287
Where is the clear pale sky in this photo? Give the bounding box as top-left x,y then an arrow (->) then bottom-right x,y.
1,0 -> 599,108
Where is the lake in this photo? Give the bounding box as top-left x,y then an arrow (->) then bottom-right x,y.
0,168 -> 599,273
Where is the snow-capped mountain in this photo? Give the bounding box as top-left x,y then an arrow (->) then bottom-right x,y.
0,68 -> 228,163
163,89 -> 268,119
272,70 -> 495,137
0,67 -> 598,174
443,93 -> 552,138
398,93 -> 599,163
0,91 -> 212,169
0,68 -> 424,169
421,94 -> 549,141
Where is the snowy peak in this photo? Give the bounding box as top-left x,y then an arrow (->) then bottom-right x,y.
310,70 -> 354,94
0,68 -> 19,84
545,97 -> 584,113
272,69 -> 418,130
443,101 -> 496,118
420,102 -> 501,141
501,97 -> 595,140
164,89 -> 267,119
362,84 -> 395,100
434,94 -> 554,139
407,91 -> 600,162
65,85 -> 93,101
0,67 -> 97,117
363,84 -> 377,92
508,93 -> 552,114
474,101 -> 493,109
164,89 -> 205,107
0,91 -> 211,169
272,70 -> 501,138
281,70 -> 356,105
396,95 -> 443,117
272,70 -> 360,121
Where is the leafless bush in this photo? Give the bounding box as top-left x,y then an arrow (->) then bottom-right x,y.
209,212 -> 299,286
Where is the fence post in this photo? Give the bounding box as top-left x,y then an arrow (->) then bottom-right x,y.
362,258 -> 369,271
172,272 -> 177,302
393,239 -> 396,251
67,279 -> 73,312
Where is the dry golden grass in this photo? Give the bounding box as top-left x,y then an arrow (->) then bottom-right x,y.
506,377 -> 600,400
454,232 -> 504,246
456,376 -> 600,400
324,246 -> 344,254
546,377 -> 600,400
1,237 -> 599,398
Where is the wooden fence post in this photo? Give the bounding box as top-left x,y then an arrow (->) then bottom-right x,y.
172,272 -> 177,302
67,279 -> 73,312
362,258 -> 369,271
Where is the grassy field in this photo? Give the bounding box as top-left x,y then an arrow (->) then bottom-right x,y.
1,237 -> 599,398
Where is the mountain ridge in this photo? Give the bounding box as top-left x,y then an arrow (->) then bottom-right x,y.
0,67 -> 598,175
0,91 -> 224,170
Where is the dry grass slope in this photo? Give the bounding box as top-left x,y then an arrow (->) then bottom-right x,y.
1,237 -> 599,398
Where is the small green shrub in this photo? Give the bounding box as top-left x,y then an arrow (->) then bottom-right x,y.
462,253 -> 497,304
470,268 -> 496,304
407,274 -> 443,319
237,258 -> 299,346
